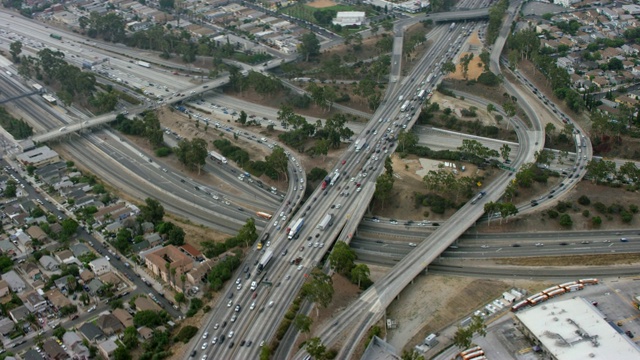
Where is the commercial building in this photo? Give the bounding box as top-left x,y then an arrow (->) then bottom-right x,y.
516,297 -> 640,359
16,146 -> 61,168
144,245 -> 193,286
332,11 -> 366,27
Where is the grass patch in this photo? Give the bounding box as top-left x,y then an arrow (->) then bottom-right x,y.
496,253 -> 640,266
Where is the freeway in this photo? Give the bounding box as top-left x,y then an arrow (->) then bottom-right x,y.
195,8 -> 504,360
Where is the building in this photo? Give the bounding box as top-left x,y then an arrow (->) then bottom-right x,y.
39,255 -> 60,271
516,297 -> 640,359
144,245 -> 193,286
79,322 -> 105,343
0,279 -> 10,297
2,270 -> 26,293
112,308 -> 133,328
89,258 -> 111,276
16,146 -> 61,168
332,11 -> 366,27
96,313 -> 124,335
98,338 -> 118,359
22,291 -> 47,313
134,297 -> 162,312
42,338 -> 68,360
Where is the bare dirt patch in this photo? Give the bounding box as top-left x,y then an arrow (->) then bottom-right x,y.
478,181 -> 640,233
387,274 -> 551,353
446,52 -> 485,81
307,0 -> 337,7
496,253 -> 640,267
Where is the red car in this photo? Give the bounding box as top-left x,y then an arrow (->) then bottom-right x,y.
341,160 -> 346,165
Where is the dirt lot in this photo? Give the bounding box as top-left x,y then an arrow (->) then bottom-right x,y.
446,31 -> 485,81
307,0 -> 337,8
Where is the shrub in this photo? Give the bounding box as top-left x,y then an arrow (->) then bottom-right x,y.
582,210 -> 590,217
555,201 -> 570,213
591,216 -> 602,226
621,211 -> 633,223
175,326 -> 198,343
608,203 -> 624,214
577,195 -> 591,205
593,202 -> 607,213
547,210 -> 559,219
559,213 -> 573,227
630,204 -> 639,213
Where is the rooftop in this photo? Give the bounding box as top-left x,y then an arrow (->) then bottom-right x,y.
517,297 -> 640,360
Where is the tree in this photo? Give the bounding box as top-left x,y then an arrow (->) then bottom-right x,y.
544,122 -> 556,145
139,198 -> 164,224
61,218 -> 79,238
305,337 -> 328,359
175,292 -> 186,308
374,173 -> 394,210
453,315 -> 486,349
238,110 -> 248,125
442,61 -> 456,74
559,213 -> 573,227
114,346 -> 131,360
328,241 -> 356,275
397,130 -> 418,153
401,349 -> 425,360
237,217 -> 258,247
265,146 -> 289,181
299,33 -> 320,62
122,326 -> 139,349
350,263 -> 371,288
9,41 -> 22,62
301,269 -> 334,317
500,144 -> 511,162
293,314 -> 313,339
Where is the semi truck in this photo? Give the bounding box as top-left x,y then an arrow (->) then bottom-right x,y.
417,89 -> 426,100
256,249 -> 273,274
321,175 -> 331,190
355,137 -> 366,152
50,33 -> 62,40
136,61 -> 151,68
317,214 -> 334,230
288,218 -> 305,239
209,151 -> 228,164
426,73 -> 434,84
400,100 -> 411,112
330,171 -> 340,186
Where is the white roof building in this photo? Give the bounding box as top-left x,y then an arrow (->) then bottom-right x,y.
1,270 -> 26,293
89,258 -> 111,276
332,11 -> 366,27
516,297 -> 640,359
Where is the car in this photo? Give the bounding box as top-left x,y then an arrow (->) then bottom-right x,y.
341,160 -> 346,165
535,243 -> 544,247
240,340 -> 246,346
603,239 -> 612,243
221,321 -> 227,328
268,301 -> 275,308
250,302 -> 256,310
236,278 -> 241,284
229,341 -> 235,349
71,315 -> 79,320
191,350 -> 197,357
231,314 -> 237,322
559,242 -> 568,246
201,343 -> 207,350
214,323 -> 219,330
228,330 -> 234,338
203,332 -> 209,339
260,340 -> 266,347
235,305 -> 241,312
512,244 -> 521,247
299,246 -> 304,251
237,283 -> 242,290
227,300 -> 233,307
211,337 -> 218,345
581,240 -> 590,244
620,238 -> 629,242
246,340 -> 252,347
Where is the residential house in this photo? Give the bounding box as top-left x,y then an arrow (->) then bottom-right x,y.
70,243 -> 91,257
181,244 -> 203,261
0,279 -> 10,297
55,250 -> 75,264
134,297 -> 162,312
86,278 -> 103,296
62,331 -> 90,358
21,262 -> 41,281
138,326 -> 154,339
89,258 -> 111,275
23,291 -> 47,313
98,338 -> 118,360
143,232 -> 162,247
39,255 -> 60,271
9,305 -> 31,324
112,308 -> 133,328
46,288 -> 72,309
2,270 -> 26,293
79,269 -> 95,283
79,322 -> 105,343
54,276 -> 71,292
23,349 -> 44,360
143,245 -> 193,287
26,226 -> 47,242
0,317 -> 15,336
42,338 -> 68,360
96,314 -> 124,335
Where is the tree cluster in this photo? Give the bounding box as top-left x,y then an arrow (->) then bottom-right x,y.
423,169 -> 478,204
113,112 -> 164,149
205,252 -> 242,291
513,163 -> 550,188
277,105 -> 353,154
174,137 -> 208,174
486,0 -> 509,45
328,241 -> 372,289
483,201 -> 518,224
453,315 -> 487,349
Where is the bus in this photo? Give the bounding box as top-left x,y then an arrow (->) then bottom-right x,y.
256,212 -> 272,220
50,33 -> 62,40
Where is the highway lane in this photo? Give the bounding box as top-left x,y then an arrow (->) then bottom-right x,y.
427,263 -> 640,279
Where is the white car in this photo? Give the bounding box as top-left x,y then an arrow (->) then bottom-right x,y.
273,221 -> 278,227
214,323 -> 219,330
227,300 -> 232,307
236,278 -> 241,284
203,332 -> 209,339
201,342 -> 208,350
335,204 -> 342,209
237,283 -> 242,290
228,330 -> 235,338
250,302 -> 256,310
211,337 -> 218,345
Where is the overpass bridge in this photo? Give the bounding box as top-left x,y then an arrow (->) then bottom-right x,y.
31,75 -> 232,143
425,8 -> 490,22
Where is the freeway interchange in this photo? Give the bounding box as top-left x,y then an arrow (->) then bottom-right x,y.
0,2 -> 609,359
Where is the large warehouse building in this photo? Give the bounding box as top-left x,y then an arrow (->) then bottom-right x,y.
515,297 -> 640,359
